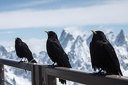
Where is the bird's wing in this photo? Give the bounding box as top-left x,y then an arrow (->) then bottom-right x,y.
15,42 -> 22,57
103,41 -> 119,65
90,42 -> 96,70
22,42 -> 32,56
52,39 -> 71,67
90,41 -> 102,70
103,41 -> 122,75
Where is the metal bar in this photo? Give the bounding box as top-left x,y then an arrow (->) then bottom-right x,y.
46,75 -> 56,85
31,65 -> 45,85
40,65 -> 56,85
46,67 -> 128,85
31,65 -> 36,85
31,65 -> 57,85
1,58 -> 128,85
0,58 -> 33,71
0,64 -> 4,85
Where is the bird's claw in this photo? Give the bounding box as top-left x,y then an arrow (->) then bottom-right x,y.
18,61 -> 24,63
48,64 -> 55,68
91,70 -> 106,76
18,60 -> 26,63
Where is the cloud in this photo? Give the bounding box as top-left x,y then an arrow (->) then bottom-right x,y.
64,26 -> 84,38
13,0 -> 56,8
0,0 -> 128,29
0,31 -> 14,34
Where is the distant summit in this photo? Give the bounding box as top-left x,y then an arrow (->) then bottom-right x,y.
1,28 -> 128,85
115,29 -> 126,46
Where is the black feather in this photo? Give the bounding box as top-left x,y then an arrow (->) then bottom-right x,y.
15,37 -> 37,63
46,31 -> 71,84
90,30 -> 122,76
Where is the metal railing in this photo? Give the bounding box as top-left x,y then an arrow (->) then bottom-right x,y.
0,58 -> 128,85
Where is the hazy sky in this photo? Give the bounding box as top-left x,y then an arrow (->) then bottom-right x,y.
0,0 -> 128,41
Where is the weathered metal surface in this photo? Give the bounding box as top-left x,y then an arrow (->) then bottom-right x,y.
46,67 -> 128,85
0,64 -> 4,85
0,58 -> 33,71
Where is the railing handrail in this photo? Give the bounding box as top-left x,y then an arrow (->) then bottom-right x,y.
0,58 -> 33,71
46,67 -> 128,85
0,58 -> 128,85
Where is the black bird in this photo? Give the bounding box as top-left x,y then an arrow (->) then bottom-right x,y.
15,37 -> 37,63
90,30 -> 122,76
45,31 -> 71,84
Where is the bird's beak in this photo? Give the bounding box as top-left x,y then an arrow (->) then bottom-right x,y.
45,31 -> 48,34
91,30 -> 97,34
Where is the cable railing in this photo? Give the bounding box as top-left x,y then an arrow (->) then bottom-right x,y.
0,58 -> 128,85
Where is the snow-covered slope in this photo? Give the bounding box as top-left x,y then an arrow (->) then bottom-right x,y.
0,29 -> 128,85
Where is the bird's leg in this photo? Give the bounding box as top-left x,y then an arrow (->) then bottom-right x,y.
48,62 -> 58,68
98,69 -> 102,74
98,69 -> 106,75
52,62 -> 55,65
23,58 -> 27,62
52,62 -> 55,66
25,58 -> 28,62
28,59 -> 34,63
50,62 -> 56,68
18,58 -> 24,63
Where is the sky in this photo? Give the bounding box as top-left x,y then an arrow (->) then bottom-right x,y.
0,0 -> 128,42
1,1 -> 128,82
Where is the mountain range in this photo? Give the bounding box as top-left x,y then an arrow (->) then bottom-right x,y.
0,29 -> 128,85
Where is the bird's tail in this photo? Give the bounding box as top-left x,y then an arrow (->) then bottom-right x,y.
118,69 -> 123,76
29,59 -> 37,63
59,79 -> 66,84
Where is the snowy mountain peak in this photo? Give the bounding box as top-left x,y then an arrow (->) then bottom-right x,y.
71,35 -> 83,51
74,35 -> 87,44
1,28 -> 128,85
59,29 -> 74,42
70,35 -> 89,56
0,45 -> 8,56
115,29 -> 126,46
119,29 -> 124,36
75,36 -> 83,43
106,31 -> 115,43
59,29 -> 75,50
86,34 -> 93,46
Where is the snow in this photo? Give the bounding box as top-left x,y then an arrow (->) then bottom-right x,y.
115,29 -> 126,46
0,28 -> 128,85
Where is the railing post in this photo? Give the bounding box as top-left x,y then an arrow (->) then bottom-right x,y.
45,66 -> 56,85
31,65 -> 57,85
46,75 -> 56,85
0,64 -> 4,85
31,64 -> 44,85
